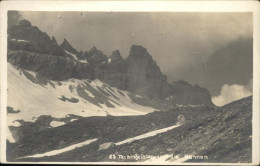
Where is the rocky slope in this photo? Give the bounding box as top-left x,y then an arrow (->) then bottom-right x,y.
7,96 -> 252,163
7,19 -> 214,107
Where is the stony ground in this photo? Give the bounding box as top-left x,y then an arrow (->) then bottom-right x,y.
7,97 -> 252,163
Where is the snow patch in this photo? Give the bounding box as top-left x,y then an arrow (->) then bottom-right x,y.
18,138 -> 98,159
70,118 -> 77,122
108,58 -> 112,63
7,64 -> 156,128
165,96 -> 173,101
83,89 -> 95,98
89,79 -> 104,88
135,94 -> 143,98
50,121 -> 66,127
64,50 -> 78,60
176,104 -> 201,108
18,39 -> 29,42
79,59 -> 88,64
11,39 -> 29,42
115,124 -> 180,146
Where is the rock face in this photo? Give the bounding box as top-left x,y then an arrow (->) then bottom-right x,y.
8,19 -> 65,57
97,50 -> 127,90
109,50 -> 123,62
96,46 -> 169,99
85,47 -> 108,66
8,50 -> 93,80
51,36 -> 58,45
60,39 -> 86,60
100,46 -> 213,105
94,46 -> 169,99
169,80 -> 213,106
60,39 -> 79,55
7,19 -> 214,107
107,50 -> 125,71
124,45 -> 169,99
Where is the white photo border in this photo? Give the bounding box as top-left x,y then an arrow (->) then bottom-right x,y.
0,1 -> 259,165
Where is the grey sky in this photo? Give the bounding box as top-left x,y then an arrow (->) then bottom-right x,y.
10,11 -> 253,96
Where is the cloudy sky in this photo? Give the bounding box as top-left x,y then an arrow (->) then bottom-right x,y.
8,11 -> 253,106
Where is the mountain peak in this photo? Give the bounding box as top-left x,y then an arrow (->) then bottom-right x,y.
84,46 -> 107,65
129,45 -> 150,58
89,46 -> 98,53
7,21 -> 214,107
18,19 -> 31,28
8,20 -> 65,57
112,50 -> 120,55
109,50 -> 123,61
51,36 -> 58,45
60,38 -> 78,54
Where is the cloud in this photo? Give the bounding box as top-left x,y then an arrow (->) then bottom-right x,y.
212,84 -> 252,106
18,12 -> 252,59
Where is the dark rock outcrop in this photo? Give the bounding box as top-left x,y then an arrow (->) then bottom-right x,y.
60,39 -> 86,60
51,36 -> 58,45
107,50 -> 125,71
95,46 -> 169,99
109,50 -> 123,62
8,50 -> 93,80
84,47 -> 108,66
99,46 -> 213,105
96,50 -> 127,90
169,80 -> 214,106
123,45 -> 169,99
60,39 -> 79,55
59,96 -> 79,103
8,19 -> 65,57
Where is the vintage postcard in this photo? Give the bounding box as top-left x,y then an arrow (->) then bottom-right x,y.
0,0 -> 259,165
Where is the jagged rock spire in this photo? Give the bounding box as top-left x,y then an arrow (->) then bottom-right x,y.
60,38 -> 78,54
109,50 -> 123,61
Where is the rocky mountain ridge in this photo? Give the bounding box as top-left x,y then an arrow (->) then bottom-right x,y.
8,20 -> 65,57
7,19 -> 214,107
